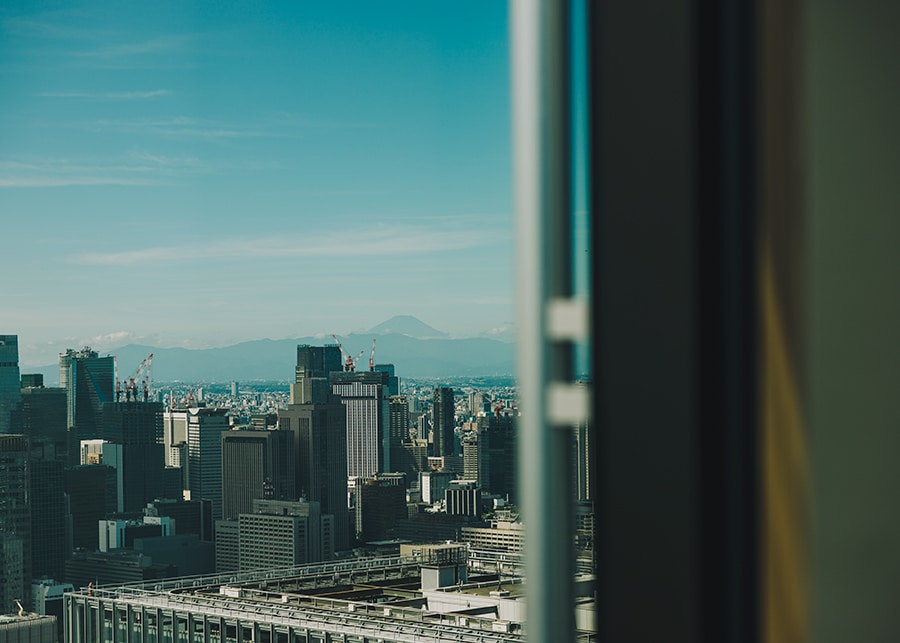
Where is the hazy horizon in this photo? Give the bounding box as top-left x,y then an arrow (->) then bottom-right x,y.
15,313 -> 518,369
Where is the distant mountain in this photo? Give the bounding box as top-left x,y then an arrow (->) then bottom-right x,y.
26,333 -> 514,383
368,315 -> 447,339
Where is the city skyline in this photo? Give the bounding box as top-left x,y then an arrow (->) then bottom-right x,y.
1,2 -> 515,365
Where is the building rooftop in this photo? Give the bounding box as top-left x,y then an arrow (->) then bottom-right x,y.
0,612 -> 57,624
64,554 -> 597,642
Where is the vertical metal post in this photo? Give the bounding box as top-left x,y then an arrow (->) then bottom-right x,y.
512,1 -> 581,641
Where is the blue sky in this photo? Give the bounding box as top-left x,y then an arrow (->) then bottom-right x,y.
0,2 -> 514,367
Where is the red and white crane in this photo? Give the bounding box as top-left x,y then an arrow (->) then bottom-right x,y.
332,334 -> 365,372
115,353 -> 154,402
332,334 -> 352,371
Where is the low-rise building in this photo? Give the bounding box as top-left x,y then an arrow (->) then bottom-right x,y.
64,546 -> 597,643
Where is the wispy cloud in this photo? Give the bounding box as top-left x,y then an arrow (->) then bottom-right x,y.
158,127 -> 273,139
39,89 -> 171,100
90,116 -> 282,140
0,156 -> 175,188
79,331 -> 134,348
127,150 -> 202,168
69,226 -> 501,267
3,12 -> 95,40
0,176 -> 156,188
266,111 -> 371,130
71,36 -> 186,59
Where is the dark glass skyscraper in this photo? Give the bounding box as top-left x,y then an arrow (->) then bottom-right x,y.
59,347 -> 114,465
278,344 -> 349,552
473,414 -> 517,502
29,447 -> 67,582
20,385 -> 67,459
221,429 -> 295,520
373,363 -> 400,397
295,344 -> 342,382
0,434 -> 30,611
0,335 -> 22,435
65,464 -> 116,552
389,395 -> 409,446
100,401 -> 165,513
432,387 -> 455,457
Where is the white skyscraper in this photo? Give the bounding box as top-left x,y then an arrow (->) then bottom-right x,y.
330,371 -> 390,479
184,407 -> 230,520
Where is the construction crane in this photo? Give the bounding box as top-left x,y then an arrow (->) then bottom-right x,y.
115,356 -> 122,402
332,334 -> 351,371
369,338 -> 377,372
117,353 -> 153,402
332,334 -> 365,372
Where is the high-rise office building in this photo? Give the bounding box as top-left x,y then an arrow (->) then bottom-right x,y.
0,434 -> 30,612
211,520 -> 240,574
238,499 -> 332,569
0,335 -> 22,435
414,411 -> 429,441
420,470 -> 456,505
161,465 -> 184,500
64,550 -> 176,589
388,395 -> 409,446
20,373 -> 43,389
65,464 -> 117,552
391,439 -> 429,486
445,480 -> 481,518
79,439 -> 125,513
373,363 -> 400,397
59,348 -> 114,465
290,344 -> 342,406
19,384 -> 67,459
98,516 -> 173,552
29,445 -> 68,582
221,429 -> 295,520
278,403 -> 348,549
432,387 -> 455,457
472,414 -> 517,502
278,344 -> 349,552
162,406 -> 188,467
183,408 -> 230,520
100,401 -> 165,513
467,390 -> 491,416
144,498 -> 213,542
295,344 -> 343,380
217,498 -> 333,573
331,370 -> 391,477
462,431 -> 479,480
354,474 -> 407,543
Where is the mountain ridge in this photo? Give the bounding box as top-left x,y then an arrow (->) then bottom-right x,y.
25,332 -> 515,384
